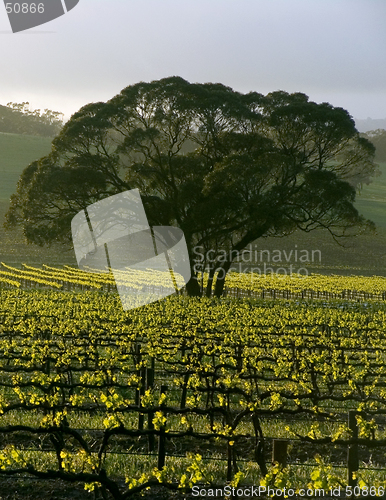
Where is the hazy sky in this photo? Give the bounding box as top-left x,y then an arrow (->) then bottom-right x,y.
0,0 -> 385,122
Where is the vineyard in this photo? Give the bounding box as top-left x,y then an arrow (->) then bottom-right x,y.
1,283 -> 386,498
3,263 -> 386,301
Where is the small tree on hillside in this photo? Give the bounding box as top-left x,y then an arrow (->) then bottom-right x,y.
362,129 -> 386,163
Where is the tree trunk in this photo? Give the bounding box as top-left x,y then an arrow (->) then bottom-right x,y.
205,267 -> 216,297
185,274 -> 202,296
213,259 -> 233,298
212,227 -> 270,298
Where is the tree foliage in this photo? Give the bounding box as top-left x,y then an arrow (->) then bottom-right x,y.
6,77 -> 378,296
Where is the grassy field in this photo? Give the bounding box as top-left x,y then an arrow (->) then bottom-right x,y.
356,161 -> 386,228
1,131 -> 386,272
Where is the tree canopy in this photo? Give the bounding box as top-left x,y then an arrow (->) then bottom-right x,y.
6,76 -> 378,296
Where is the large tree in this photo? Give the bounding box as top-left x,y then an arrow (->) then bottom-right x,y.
6,77 -> 377,296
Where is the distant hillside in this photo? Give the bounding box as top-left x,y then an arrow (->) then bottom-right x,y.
0,133 -> 52,201
0,102 -> 63,137
0,132 -> 76,264
355,117 -> 386,133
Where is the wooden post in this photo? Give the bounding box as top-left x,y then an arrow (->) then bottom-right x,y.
347,410 -> 359,487
227,441 -> 233,482
180,372 -> 190,409
135,344 -> 141,407
138,366 -> 146,431
272,439 -> 288,467
157,385 -> 167,470
236,344 -> 243,373
147,360 -> 155,452
134,344 -> 144,431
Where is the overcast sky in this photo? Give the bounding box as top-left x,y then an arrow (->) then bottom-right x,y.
0,0 -> 385,122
